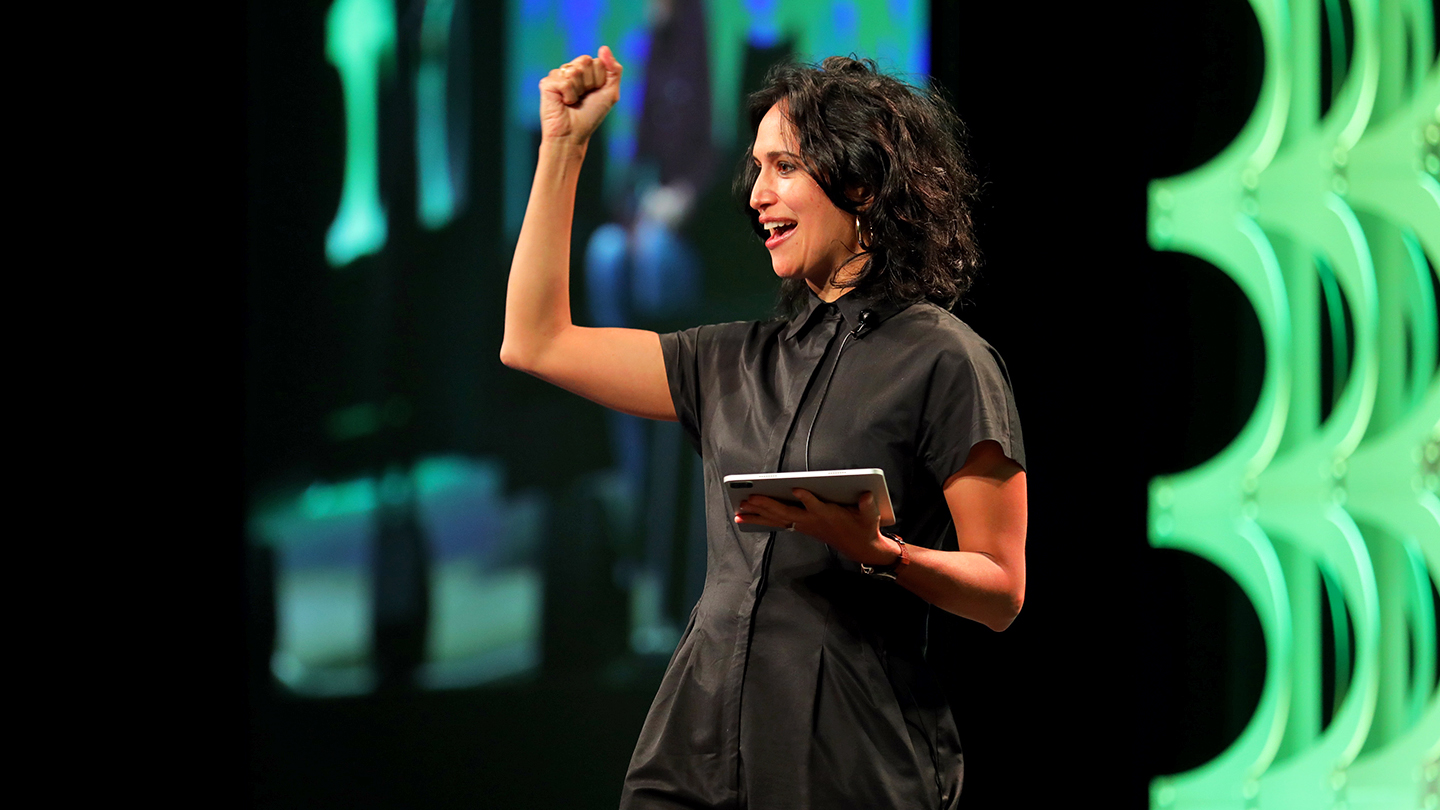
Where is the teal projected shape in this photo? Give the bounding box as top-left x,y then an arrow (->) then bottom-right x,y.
1148,1 -> 1440,809
325,0 -> 396,267
415,0 -> 465,229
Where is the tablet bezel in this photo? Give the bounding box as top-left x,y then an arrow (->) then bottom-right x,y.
722,468 -> 896,533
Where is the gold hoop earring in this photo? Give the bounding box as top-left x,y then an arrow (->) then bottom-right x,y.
855,216 -> 863,249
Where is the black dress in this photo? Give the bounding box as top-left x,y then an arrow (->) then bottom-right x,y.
620,287 -> 1026,810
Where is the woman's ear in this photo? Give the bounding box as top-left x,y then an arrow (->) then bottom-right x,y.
846,186 -> 873,211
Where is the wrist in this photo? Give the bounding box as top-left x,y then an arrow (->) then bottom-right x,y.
861,532 -> 908,580
539,137 -> 589,161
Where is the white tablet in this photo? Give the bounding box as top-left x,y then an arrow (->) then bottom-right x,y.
723,468 -> 896,533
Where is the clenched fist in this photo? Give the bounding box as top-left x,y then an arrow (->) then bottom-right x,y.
539,45 -> 624,146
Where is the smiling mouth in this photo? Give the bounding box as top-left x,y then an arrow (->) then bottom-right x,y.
763,222 -> 795,249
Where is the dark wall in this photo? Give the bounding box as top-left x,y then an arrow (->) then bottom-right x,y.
918,1 -> 1271,805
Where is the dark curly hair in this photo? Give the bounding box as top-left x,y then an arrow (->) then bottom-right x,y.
735,56 -> 983,313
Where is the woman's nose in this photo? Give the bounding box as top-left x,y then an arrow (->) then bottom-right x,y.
750,174 -> 775,210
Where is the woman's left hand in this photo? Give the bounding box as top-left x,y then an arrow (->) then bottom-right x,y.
735,490 -> 898,567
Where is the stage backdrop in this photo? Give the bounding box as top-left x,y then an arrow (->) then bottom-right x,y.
245,0 -> 1438,807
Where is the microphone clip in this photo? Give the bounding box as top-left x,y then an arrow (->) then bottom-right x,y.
851,309 -> 875,339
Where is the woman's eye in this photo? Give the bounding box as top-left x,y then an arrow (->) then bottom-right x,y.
777,162 -> 794,174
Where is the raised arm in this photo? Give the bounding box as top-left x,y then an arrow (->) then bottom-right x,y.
499,46 -> 677,422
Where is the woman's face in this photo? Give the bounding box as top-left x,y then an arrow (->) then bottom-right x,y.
749,104 -> 859,293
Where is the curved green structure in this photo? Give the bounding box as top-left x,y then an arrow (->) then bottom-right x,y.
1148,1 -> 1439,808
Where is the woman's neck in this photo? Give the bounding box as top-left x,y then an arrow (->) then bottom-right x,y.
807,280 -> 855,303
806,256 -> 867,302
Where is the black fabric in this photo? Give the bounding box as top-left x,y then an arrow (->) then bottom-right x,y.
621,286 -> 1025,810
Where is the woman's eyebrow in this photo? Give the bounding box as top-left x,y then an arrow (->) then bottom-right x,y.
753,150 -> 803,162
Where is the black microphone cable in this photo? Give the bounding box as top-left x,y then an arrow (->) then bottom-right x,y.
804,309 -> 873,471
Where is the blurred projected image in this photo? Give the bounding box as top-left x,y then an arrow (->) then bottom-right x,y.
249,0 -> 927,699
252,458 -> 546,695
504,0 -> 930,669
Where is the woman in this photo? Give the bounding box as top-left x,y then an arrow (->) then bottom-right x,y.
502,46 -> 1027,810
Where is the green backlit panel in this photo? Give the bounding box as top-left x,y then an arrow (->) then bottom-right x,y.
1148,1 -> 1440,809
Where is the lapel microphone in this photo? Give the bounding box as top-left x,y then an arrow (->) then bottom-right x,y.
851,309 -> 874,339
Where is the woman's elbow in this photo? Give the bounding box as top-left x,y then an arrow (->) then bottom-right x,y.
501,324 -> 570,372
499,342 -> 522,370
985,588 -> 1024,633
499,340 -> 535,372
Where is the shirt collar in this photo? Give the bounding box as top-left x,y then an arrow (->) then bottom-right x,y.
782,285 -> 910,341
782,289 -> 832,341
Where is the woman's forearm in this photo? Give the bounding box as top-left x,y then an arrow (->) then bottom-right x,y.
907,445 -> 1028,631
895,545 -> 1024,632
734,451 -> 1028,631
500,140 -> 588,370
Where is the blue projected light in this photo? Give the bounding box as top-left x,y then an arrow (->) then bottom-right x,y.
832,1 -> 859,43
504,0 -> 930,233
746,0 -> 783,47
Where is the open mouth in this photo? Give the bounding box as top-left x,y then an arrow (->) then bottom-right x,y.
763,221 -> 796,248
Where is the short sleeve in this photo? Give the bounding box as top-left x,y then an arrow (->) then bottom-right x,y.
916,340 -> 1026,486
659,327 -> 705,454
661,321 -> 763,456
